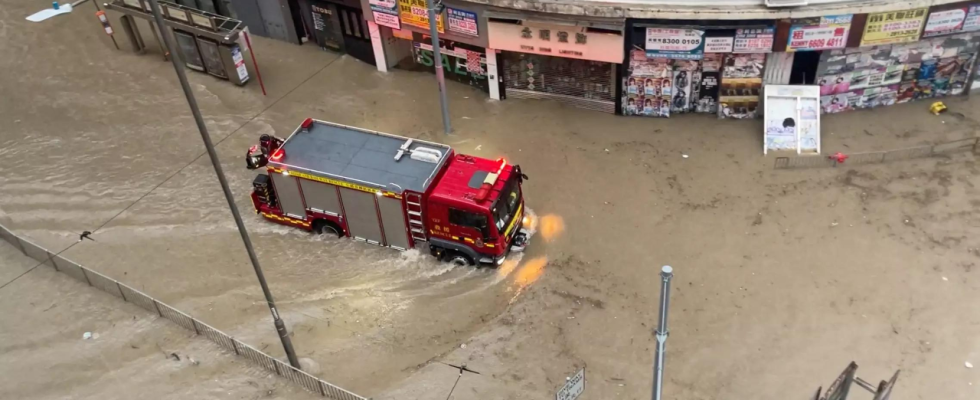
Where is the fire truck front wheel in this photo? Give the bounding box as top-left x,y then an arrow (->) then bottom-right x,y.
442,251 -> 474,267
313,220 -> 344,238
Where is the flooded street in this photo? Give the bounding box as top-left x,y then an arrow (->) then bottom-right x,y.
3,0 -> 980,398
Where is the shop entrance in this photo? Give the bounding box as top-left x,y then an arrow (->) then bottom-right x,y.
336,5 -> 376,66
501,52 -> 616,113
790,51 -> 821,84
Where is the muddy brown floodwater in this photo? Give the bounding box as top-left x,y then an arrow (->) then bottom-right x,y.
2,0 -> 980,398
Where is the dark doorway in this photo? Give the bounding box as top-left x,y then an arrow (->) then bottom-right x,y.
336,5 -> 376,66
790,51 -> 821,84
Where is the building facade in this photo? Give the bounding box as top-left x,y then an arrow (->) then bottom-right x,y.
237,0 -> 980,117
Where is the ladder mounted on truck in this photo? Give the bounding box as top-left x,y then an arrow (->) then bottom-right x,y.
405,192 -> 426,243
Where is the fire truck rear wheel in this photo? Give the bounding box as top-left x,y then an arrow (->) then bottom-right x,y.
314,220 -> 343,238
443,251 -> 474,267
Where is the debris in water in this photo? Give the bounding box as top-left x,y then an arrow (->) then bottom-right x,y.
460,343 -> 466,349
942,276 -> 948,281
475,145 -> 482,151
171,352 -> 181,361
682,154 -> 689,158
462,116 -> 471,119
831,222 -> 839,227
604,149 -> 610,153
82,332 -> 93,340
189,357 -> 200,366
967,361 -> 974,369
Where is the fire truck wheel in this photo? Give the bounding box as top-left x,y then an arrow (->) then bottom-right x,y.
443,251 -> 474,267
314,220 -> 343,238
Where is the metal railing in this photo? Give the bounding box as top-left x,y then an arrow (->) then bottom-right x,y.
0,223 -> 367,400
774,137 -> 980,169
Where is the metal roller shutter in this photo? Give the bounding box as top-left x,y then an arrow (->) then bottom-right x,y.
502,52 -> 617,113
338,187 -> 384,245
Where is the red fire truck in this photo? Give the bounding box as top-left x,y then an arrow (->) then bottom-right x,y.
245,119 -> 530,266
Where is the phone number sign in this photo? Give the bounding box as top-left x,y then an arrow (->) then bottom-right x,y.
787,15 -> 852,52
646,28 -> 704,60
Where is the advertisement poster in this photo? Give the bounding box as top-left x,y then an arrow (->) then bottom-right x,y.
369,0 -> 401,29
671,69 -> 693,112
787,14 -> 852,51
696,71 -> 720,113
646,28 -> 705,60
412,40 -> 487,92
861,8 -> 927,46
624,50 -> 671,117
923,8 -> 968,37
705,37 -> 734,53
446,7 -> 477,37
733,27 -> 774,53
398,0 -> 443,33
719,53 -> 763,119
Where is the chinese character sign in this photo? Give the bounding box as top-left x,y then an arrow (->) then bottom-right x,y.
446,7 -> 477,37
645,28 -> 704,60
733,27 -> 774,53
861,8 -> 927,46
787,14 -> 852,52
369,0 -> 400,29
398,0 -> 443,33
965,5 -> 980,32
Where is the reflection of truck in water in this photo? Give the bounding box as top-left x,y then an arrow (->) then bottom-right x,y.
246,119 -> 530,266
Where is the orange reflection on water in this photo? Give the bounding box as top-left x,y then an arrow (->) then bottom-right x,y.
538,214 -> 565,242
509,256 -> 547,304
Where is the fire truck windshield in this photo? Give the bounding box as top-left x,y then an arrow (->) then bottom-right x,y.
491,173 -> 521,233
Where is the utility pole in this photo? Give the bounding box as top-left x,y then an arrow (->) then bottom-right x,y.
651,265 -> 673,400
427,0 -> 451,135
146,0 -> 301,369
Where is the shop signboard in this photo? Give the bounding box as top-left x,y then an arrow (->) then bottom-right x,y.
786,14 -> 852,52
412,40 -> 488,92
734,27 -> 774,53
488,21 -> 624,64
446,7 -> 478,37
965,5 -> 980,32
923,7 -> 974,37
645,28 -> 704,60
861,8 -> 927,46
398,0 -> 443,33
705,37 -> 733,53
369,0 -> 400,30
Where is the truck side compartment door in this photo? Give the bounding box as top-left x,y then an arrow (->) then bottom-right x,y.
338,187 -> 384,245
299,179 -> 341,215
270,173 -> 306,219
378,196 -> 409,250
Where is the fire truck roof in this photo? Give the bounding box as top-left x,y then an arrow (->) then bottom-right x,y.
270,120 -> 451,193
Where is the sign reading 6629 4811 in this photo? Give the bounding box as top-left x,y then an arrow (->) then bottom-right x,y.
556,368 -> 585,400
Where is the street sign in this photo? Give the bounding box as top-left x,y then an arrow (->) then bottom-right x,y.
556,368 -> 585,400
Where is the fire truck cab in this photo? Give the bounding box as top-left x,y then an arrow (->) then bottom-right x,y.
245,119 -> 530,266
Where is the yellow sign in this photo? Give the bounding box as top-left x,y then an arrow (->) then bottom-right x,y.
861,8 -> 927,46
398,0 -> 443,33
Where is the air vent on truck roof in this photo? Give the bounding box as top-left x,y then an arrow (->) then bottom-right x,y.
394,138 -> 443,164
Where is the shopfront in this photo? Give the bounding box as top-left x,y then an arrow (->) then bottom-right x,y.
813,5 -> 980,114
623,21 -> 775,119
300,0 -> 376,65
488,19 -> 625,113
397,31 -> 496,94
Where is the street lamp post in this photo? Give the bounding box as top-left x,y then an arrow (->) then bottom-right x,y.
651,265 -> 673,400
426,0 -> 451,135
146,0 -> 301,369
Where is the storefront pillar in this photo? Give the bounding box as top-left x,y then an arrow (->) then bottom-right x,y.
368,21 -> 388,72
486,49 -> 501,100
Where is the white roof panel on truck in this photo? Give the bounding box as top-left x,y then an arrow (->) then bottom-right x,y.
269,120 -> 452,193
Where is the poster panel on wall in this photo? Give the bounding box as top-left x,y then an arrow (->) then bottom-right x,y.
369,0 -> 400,29
705,37 -> 733,53
646,28 -> 705,60
764,85 -> 821,155
734,27 -> 774,53
446,7 -> 477,36
623,49 -> 671,117
923,8 -> 969,37
861,8 -> 927,46
398,0 -> 443,32
787,14 -> 852,52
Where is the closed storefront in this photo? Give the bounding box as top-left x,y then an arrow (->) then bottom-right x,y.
301,0 -> 377,65
397,31 -> 495,94
623,21 -> 774,119
489,19 -> 624,113
815,5 -> 980,114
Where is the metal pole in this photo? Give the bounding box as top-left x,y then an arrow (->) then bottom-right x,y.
146,0 -> 301,369
651,265 -> 673,400
427,0 -> 451,135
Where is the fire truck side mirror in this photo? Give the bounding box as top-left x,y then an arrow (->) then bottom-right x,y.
515,165 -> 529,181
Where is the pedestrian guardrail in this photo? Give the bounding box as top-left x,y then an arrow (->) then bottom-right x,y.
774,137 -> 979,169
0,223 -> 367,400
